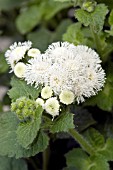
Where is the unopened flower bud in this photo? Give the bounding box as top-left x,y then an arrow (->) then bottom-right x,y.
82,1 -> 97,12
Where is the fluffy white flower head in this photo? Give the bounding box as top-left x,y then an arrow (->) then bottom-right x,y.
36,98 -> 44,107
5,41 -> 32,70
41,86 -> 53,99
44,97 -> 60,120
59,90 -> 75,105
28,48 -> 41,58
45,41 -> 75,63
14,62 -> 26,78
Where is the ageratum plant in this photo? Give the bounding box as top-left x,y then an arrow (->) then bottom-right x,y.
0,0 -> 113,170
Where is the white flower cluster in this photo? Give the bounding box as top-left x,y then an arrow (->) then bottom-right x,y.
24,42 -> 105,104
5,41 -> 106,112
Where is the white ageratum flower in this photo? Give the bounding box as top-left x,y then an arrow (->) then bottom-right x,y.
36,98 -> 44,107
28,48 -> 41,58
45,41 -> 75,63
24,54 -> 52,87
41,86 -> 53,99
5,41 -> 32,71
14,62 -> 26,78
44,97 -> 60,119
45,42 -> 106,103
59,90 -> 75,105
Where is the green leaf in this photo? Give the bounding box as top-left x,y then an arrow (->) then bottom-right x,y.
108,10 -> 113,25
16,106 -> 43,148
50,112 -> 74,133
98,138 -> 113,161
0,156 -> 27,170
65,148 -> 109,170
0,52 -> 9,74
53,19 -> 72,41
0,112 -> 49,158
0,0 -> 30,11
63,23 -> 86,45
83,128 -> 105,151
75,4 -> 108,32
89,155 -> 109,170
65,148 -> 89,170
27,28 -> 53,52
8,76 -> 40,101
16,5 -> 43,34
42,0 -> 72,20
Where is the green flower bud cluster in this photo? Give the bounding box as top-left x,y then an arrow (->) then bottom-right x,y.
11,97 -> 37,121
82,1 -> 97,13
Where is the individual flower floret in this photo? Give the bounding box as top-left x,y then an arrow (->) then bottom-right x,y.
36,98 -> 44,107
5,41 -> 32,71
45,63 -> 70,94
14,62 -> 26,78
44,97 -> 60,120
24,54 -> 52,87
28,48 -> 41,58
41,86 -> 53,99
59,90 -> 75,105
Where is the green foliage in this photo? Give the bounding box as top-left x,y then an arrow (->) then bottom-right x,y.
83,128 -> 105,151
8,77 -> 40,101
41,0 -> 72,21
83,128 -> 113,161
65,148 -> 109,170
50,112 -> 74,133
0,0 -> 30,11
0,112 -> 49,158
16,0 -> 72,34
0,52 -> 9,74
16,106 -> 43,148
98,138 -> 113,161
63,23 -> 86,45
0,156 -> 27,170
75,4 -> 108,32
16,5 -> 43,34
27,19 -> 72,52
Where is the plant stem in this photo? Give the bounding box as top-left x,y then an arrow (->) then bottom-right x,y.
69,128 -> 95,155
43,146 -> 50,170
90,26 -> 103,56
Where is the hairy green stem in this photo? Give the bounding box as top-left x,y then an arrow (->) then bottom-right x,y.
43,146 -> 50,170
69,128 -> 95,155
